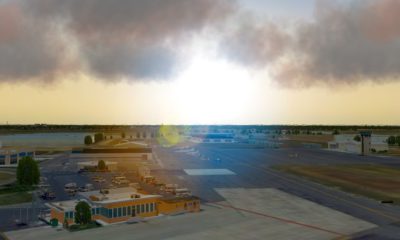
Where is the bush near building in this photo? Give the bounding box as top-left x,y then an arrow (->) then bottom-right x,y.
75,201 -> 92,225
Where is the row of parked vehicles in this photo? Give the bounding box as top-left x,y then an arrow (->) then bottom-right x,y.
160,184 -> 191,196
64,182 -> 94,196
139,174 -> 191,197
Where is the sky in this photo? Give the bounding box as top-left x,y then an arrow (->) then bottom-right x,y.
1,0 -> 400,125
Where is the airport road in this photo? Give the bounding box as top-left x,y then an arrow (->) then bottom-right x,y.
153,144 -> 400,238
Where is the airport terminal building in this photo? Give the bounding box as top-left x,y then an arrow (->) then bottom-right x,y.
48,187 -> 200,225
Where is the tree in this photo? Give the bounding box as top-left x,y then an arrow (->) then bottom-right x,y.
63,219 -> 69,229
387,136 -> 396,145
353,135 -> 361,142
98,160 -> 106,171
94,133 -> 104,143
17,156 -> 40,186
75,201 -> 92,225
332,130 -> 340,135
84,135 -> 93,145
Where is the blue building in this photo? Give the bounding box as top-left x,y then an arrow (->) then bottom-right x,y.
190,133 -> 235,143
0,150 -> 35,166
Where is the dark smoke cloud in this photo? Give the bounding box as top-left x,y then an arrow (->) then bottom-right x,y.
220,0 -> 400,87
0,0 -> 235,82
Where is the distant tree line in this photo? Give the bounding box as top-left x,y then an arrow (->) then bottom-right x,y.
2,124 -> 400,134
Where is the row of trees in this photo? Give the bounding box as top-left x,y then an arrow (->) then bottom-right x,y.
387,136 -> 400,146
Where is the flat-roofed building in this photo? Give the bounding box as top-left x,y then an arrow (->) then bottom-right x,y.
328,134 -> 388,154
47,187 -> 200,226
77,161 -> 118,171
72,147 -> 153,161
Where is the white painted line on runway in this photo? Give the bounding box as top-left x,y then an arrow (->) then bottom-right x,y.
184,169 -> 235,176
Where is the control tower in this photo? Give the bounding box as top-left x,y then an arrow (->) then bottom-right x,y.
359,131 -> 372,156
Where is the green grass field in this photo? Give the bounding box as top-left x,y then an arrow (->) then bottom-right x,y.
273,164 -> 400,204
0,171 -> 16,186
0,192 -> 32,206
0,172 -> 13,181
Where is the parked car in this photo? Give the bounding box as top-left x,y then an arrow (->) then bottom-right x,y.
64,182 -> 77,191
93,177 -> 106,183
40,191 -> 56,200
173,188 -> 191,197
162,184 -> 178,193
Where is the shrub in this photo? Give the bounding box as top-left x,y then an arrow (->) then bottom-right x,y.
17,156 -> 40,186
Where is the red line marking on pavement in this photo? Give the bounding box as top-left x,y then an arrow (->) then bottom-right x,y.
212,202 -> 347,237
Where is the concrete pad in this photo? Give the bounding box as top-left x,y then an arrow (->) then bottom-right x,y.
184,169 -> 235,176
215,188 -> 376,236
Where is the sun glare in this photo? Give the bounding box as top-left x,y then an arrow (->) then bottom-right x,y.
173,57 -> 255,124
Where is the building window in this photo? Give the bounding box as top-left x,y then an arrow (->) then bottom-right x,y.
123,207 -> 126,216
141,204 -> 144,213
108,209 -> 112,218
118,207 -> 122,217
127,206 -> 131,215
145,203 -> 149,213
64,212 -> 69,219
10,155 -> 18,164
96,208 -> 100,215
113,208 -> 117,218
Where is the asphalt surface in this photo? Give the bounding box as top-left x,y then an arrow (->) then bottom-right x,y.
153,144 -> 400,239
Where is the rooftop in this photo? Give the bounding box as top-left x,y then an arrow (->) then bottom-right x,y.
161,195 -> 199,203
79,187 -> 160,204
46,199 -> 83,212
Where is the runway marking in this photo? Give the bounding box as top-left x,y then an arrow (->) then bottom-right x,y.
184,169 -> 235,176
211,202 -> 346,237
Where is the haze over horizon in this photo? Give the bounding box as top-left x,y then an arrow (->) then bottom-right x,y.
1,0 -> 400,125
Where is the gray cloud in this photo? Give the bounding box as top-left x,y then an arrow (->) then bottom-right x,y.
0,0 -> 235,82
220,0 -> 400,87
86,44 -> 178,80
0,1 -> 68,82
2,0 -> 400,87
